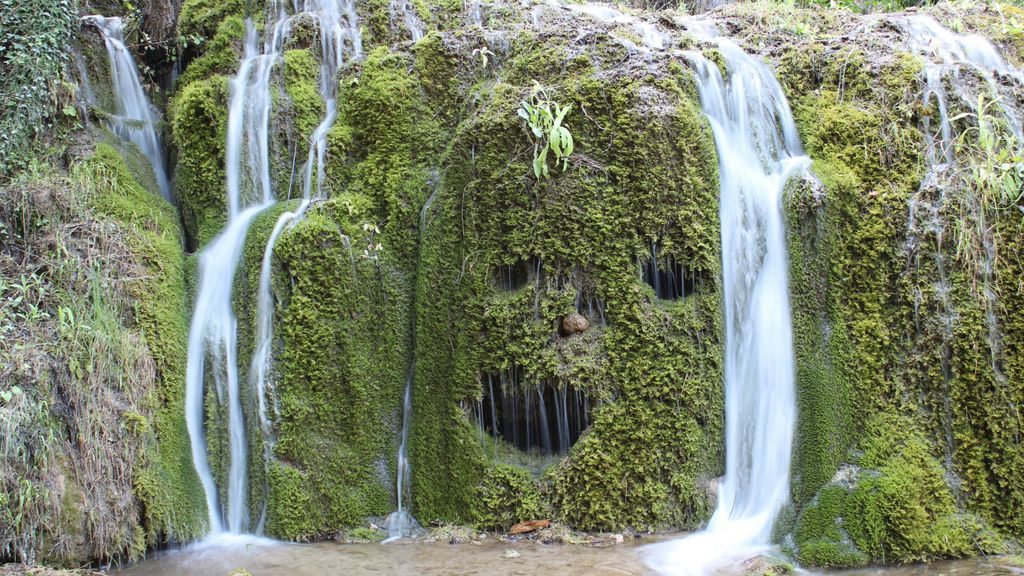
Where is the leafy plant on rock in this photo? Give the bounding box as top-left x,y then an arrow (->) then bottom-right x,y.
518,82 -> 574,179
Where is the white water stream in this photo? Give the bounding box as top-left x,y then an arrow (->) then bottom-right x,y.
186,0 -> 361,536
81,16 -> 173,201
898,14 -> 1024,396
644,39 -> 807,576
249,0 -> 362,533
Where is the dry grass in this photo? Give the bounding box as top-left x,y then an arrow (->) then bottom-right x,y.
0,155 -> 159,565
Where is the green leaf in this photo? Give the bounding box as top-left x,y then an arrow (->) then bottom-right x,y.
549,128 -> 562,157
557,127 -> 573,157
555,103 -> 571,125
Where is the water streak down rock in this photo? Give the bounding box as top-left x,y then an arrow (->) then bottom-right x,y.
644,38 -> 808,576
81,15 -> 173,201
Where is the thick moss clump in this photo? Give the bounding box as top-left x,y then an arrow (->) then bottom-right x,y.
282,49 -> 325,160
793,485 -> 870,568
169,76 -> 230,248
843,416 -> 973,563
792,415 -> 1001,566
474,464 -> 545,530
177,16 -> 246,88
263,198 -> 408,539
178,0 -> 254,44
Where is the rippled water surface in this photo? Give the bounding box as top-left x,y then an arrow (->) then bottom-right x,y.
111,537 -> 1023,576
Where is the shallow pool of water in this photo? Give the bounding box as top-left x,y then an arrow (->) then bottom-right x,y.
110,537 -> 1023,576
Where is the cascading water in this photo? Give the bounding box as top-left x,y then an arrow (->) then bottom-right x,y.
186,0 -> 362,536
644,38 -> 808,576
185,17 -> 280,535
897,15 -> 1024,393
249,0 -> 362,533
81,16 -> 172,201
899,15 -> 1023,140
390,0 -> 426,41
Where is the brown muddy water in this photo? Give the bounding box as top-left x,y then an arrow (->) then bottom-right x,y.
109,535 -> 1024,576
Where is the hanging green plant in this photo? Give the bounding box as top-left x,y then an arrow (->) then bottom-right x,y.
518,82 -> 574,179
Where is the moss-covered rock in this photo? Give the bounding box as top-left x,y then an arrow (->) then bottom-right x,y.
169,76 -> 230,248
473,464 -> 545,530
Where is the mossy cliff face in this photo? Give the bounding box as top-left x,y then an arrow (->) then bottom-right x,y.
714,3 -> 1024,567
0,136 -> 205,565
167,0 -> 725,537
167,0 -> 1024,550
8,0 -> 1024,566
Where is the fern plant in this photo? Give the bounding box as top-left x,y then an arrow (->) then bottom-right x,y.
518,82 -> 574,179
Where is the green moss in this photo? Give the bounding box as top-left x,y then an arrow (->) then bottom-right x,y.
990,204 -> 1024,536
844,415 -> 972,563
170,75 -> 230,247
178,16 -> 246,87
283,49 -> 325,152
347,526 -> 387,541
798,540 -> 870,568
781,43 -> 925,511
793,482 -> 869,567
779,20 -> 1024,558
473,464 -> 545,530
79,141 -> 207,544
335,46 -> 442,265
178,0 -> 249,43
404,37 -> 723,531
265,200 -> 407,539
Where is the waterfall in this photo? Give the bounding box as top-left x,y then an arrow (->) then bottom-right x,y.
81,16 -> 172,201
644,38 -> 807,576
185,16 -> 282,535
897,15 -> 1024,391
248,0 -> 362,534
390,0 -> 425,41
898,15 -> 1023,140
186,0 -> 361,536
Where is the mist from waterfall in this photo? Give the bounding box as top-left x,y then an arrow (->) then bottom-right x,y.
644,38 -> 807,576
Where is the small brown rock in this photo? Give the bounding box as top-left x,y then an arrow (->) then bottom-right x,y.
561,313 -> 589,336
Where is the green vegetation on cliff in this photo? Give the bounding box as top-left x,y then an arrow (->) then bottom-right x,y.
0,138 -> 203,565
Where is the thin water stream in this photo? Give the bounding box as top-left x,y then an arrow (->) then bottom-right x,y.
80,15 -> 172,201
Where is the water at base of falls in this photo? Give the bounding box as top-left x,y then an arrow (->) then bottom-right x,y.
643,38 -> 806,576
